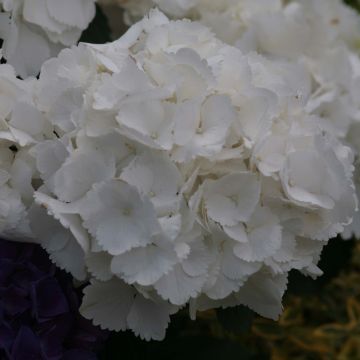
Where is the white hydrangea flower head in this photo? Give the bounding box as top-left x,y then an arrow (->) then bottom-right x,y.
114,0 -> 360,133
0,60 -> 91,279
115,0 -> 360,240
116,0 -> 359,47
115,0 -> 283,41
0,9 -> 357,340
0,0 -> 96,78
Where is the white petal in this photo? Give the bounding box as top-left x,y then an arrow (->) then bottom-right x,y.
173,99 -> 200,146
46,0 -> 96,29
47,88 -> 83,131
23,0 -> 66,34
235,272 -> 288,320
86,252 -> 113,281
127,295 -> 172,341
31,139 -> 69,181
155,264 -> 206,305
10,101 -> 46,136
111,244 -> 177,286
272,231 -> 296,263
205,272 -> 241,300
80,181 -> 161,255
234,206 -> 282,262
4,22 -> 51,78
205,172 -> 261,226
281,147 -> 347,210
222,242 -> 262,280
80,279 -> 135,331
28,203 -> 87,280
223,223 -> 248,243
116,100 -> 173,150
93,59 -> 153,110
120,151 -> 182,215
158,213 -> 182,241
34,191 -> 90,253
181,239 -> 211,277
51,150 -> 115,202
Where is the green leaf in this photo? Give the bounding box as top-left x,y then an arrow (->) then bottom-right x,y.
79,4 -> 112,45
344,0 -> 360,12
216,305 -> 255,335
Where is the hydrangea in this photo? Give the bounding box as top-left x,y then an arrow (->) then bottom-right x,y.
0,238 -> 108,359
115,0 -> 283,38
116,0 -> 360,46
114,0 -> 360,240
0,0 -> 96,78
0,63 -> 37,241
0,10 -> 357,340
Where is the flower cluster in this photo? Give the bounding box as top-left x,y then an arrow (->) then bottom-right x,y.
0,64 -> 36,241
0,0 -> 96,77
0,9 -> 356,340
0,238 -> 107,359
116,0 -> 283,33
113,0 -> 360,239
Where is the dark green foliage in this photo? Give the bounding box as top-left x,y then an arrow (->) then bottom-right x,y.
216,305 -> 255,335
344,0 -> 360,11
79,4 -> 112,44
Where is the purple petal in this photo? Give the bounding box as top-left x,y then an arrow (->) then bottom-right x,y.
0,259 -> 16,285
0,238 -> 108,357
0,240 -> 18,260
2,285 -> 30,317
39,326 -> 64,360
0,322 -> 15,356
11,326 -> 42,360
39,314 -> 74,358
31,278 -> 69,320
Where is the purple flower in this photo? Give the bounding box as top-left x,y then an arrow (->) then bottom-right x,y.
0,239 -> 108,360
